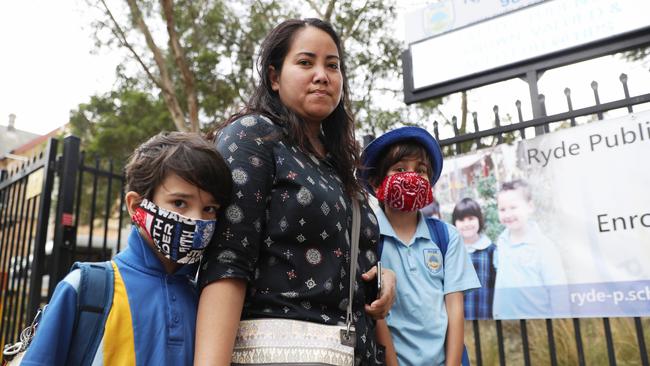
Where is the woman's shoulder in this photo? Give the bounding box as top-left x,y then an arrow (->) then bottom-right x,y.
218,114 -> 283,139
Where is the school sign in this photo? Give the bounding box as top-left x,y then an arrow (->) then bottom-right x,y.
436,109 -> 650,319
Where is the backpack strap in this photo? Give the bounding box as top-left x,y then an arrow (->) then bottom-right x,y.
68,261 -> 114,366
425,218 -> 472,366
425,217 -> 449,261
462,346 -> 471,366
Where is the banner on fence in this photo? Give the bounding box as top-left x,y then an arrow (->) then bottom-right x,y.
435,109 -> 650,319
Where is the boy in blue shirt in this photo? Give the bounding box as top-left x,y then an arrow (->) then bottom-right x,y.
21,132 -> 232,365
360,127 -> 480,366
492,179 -> 569,319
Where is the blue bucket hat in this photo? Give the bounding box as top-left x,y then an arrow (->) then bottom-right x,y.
359,126 -> 443,195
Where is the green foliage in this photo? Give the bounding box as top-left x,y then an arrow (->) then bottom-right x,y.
170,0 -> 298,127
85,0 -> 439,137
476,174 -> 503,242
68,87 -> 175,225
623,46 -> 650,65
69,87 -> 175,168
326,0 -> 442,135
88,0 -> 297,131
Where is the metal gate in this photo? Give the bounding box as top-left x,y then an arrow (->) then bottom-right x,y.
0,135 -> 126,349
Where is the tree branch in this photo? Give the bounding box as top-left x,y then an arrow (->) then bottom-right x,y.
340,0 -> 369,42
434,107 -> 452,125
161,0 -> 200,132
125,0 -> 189,131
323,0 -> 336,22
98,0 -> 163,90
460,91 -> 468,134
305,0 -> 324,18
373,87 -> 402,94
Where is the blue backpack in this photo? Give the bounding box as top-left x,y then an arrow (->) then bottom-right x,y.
3,261 -> 114,365
67,261 -> 115,365
379,217 -> 471,366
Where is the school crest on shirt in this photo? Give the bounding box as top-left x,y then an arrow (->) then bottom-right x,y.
423,248 -> 442,274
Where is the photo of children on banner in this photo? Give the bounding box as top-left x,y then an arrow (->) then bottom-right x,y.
360,126 -> 480,366
452,197 -> 497,320
15,132 -> 232,365
493,179 -> 570,319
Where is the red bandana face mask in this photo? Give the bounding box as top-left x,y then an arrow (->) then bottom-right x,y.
376,172 -> 433,212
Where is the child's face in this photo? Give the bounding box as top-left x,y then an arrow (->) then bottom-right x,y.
152,173 -> 219,220
497,189 -> 533,232
455,216 -> 480,242
385,157 -> 429,182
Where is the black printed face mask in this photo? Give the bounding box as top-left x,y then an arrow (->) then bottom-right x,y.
132,199 -> 216,264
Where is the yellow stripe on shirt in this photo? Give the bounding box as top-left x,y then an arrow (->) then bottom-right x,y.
103,261 -> 136,365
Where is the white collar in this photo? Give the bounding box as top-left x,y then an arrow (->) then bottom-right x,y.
465,234 -> 491,253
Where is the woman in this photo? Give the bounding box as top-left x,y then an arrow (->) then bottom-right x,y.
195,18 -> 395,365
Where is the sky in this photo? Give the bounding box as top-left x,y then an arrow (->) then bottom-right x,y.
1,1 -> 649,138
0,0 -> 120,135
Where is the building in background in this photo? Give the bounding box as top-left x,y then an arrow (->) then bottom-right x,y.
0,114 -> 64,174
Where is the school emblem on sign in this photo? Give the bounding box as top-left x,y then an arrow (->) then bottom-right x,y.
424,248 -> 442,274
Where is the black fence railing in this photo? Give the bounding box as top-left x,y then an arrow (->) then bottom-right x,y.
0,140 -> 56,349
0,136 -> 126,352
47,137 -> 127,297
432,73 -> 650,365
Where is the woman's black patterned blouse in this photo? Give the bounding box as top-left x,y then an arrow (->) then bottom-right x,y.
199,114 -> 384,365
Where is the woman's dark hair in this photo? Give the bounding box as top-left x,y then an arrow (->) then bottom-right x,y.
217,18 -> 361,196
452,197 -> 485,232
124,132 -> 232,208
366,142 -> 434,188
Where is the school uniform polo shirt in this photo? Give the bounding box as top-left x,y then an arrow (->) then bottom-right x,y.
376,210 -> 480,366
493,222 -> 569,319
22,226 -> 199,365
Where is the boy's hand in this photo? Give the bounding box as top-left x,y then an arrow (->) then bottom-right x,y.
362,266 -> 395,319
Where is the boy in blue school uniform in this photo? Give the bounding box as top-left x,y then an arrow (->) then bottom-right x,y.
492,179 -> 568,319
360,127 -> 480,366
21,132 -> 232,365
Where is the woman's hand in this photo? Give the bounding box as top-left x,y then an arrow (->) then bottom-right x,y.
362,265 -> 396,319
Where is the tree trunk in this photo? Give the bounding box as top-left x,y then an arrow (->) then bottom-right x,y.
161,0 -> 200,132
126,0 -> 189,131
460,90 -> 468,134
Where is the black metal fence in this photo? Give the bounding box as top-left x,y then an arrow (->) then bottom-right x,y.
432,72 -> 650,365
0,136 -> 126,350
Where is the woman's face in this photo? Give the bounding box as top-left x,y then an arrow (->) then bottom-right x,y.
270,26 -> 343,125
455,216 -> 481,243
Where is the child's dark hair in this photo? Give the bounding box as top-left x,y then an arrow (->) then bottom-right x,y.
499,179 -> 531,201
367,142 -> 434,188
452,197 -> 485,232
124,132 -> 232,207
